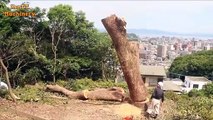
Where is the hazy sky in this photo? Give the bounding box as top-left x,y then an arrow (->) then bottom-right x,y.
9,1 -> 213,34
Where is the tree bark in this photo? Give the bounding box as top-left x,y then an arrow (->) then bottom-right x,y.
101,15 -> 148,103
0,58 -> 20,102
50,31 -> 56,83
114,68 -> 121,83
101,60 -> 106,80
46,84 -> 125,102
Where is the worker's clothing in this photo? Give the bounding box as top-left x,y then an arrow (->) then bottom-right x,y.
146,87 -> 164,117
151,87 -> 164,102
146,98 -> 161,115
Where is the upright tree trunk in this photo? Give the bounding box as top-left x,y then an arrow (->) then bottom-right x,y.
53,47 -> 56,83
0,58 -> 20,102
51,32 -> 56,83
101,61 -> 106,80
101,15 -> 148,103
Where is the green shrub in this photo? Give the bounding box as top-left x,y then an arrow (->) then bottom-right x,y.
173,92 -> 213,120
147,88 -> 154,95
22,67 -> 41,85
56,80 -> 69,87
188,89 -> 205,97
165,91 -> 181,102
62,78 -> 128,91
176,96 -> 213,120
14,85 -> 43,102
0,89 -> 8,97
202,83 -> 213,97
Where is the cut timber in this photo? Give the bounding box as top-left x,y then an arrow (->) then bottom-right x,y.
46,84 -> 125,102
101,15 -> 148,103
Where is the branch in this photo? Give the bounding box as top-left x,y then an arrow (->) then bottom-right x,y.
15,60 -> 37,73
36,28 -> 45,40
5,53 -> 21,61
15,59 -> 24,71
56,29 -> 63,47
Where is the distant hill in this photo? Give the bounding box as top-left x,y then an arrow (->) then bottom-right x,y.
99,28 -> 213,39
127,29 -> 213,38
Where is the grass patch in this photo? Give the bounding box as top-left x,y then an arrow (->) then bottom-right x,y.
58,78 -> 128,91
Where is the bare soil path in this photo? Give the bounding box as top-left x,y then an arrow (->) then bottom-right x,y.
0,98 -> 175,120
0,98 -> 142,120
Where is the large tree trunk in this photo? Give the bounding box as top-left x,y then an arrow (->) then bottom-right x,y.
101,15 -> 148,104
46,84 -> 125,102
0,58 -> 20,102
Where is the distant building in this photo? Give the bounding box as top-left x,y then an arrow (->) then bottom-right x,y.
174,43 -> 179,51
204,44 -> 211,50
182,76 -> 212,93
182,44 -> 188,51
139,53 -> 147,59
140,65 -> 166,87
179,51 -> 190,56
192,40 -> 202,47
171,78 -> 184,86
163,80 -> 182,94
157,45 -> 167,58
167,45 -> 175,51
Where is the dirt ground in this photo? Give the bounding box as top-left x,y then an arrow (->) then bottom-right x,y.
0,98 -> 143,120
0,98 -> 176,120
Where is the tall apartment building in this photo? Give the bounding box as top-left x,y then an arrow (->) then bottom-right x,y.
157,45 -> 167,58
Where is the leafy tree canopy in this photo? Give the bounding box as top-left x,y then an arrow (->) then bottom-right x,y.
169,50 -> 213,79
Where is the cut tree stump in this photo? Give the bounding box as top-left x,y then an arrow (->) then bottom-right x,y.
46,84 -> 125,102
101,15 -> 148,104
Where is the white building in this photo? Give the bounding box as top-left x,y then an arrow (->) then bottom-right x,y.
204,44 -> 211,50
182,76 -> 212,93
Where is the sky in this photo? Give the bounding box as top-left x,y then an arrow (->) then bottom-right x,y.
9,1 -> 213,34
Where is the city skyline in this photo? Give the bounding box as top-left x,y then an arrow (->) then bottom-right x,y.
9,1 -> 213,34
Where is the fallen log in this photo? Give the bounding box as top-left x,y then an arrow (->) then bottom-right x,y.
46,84 -> 125,102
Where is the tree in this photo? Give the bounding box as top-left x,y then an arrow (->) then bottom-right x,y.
55,11 -> 117,80
127,33 -> 140,40
0,4 -> 40,101
0,0 -> 10,8
169,50 -> 213,79
47,4 -> 75,82
102,15 -> 148,106
21,7 -> 47,51
89,32 -> 118,80
0,34 -> 34,101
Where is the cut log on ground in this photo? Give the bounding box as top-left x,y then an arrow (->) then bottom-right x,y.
101,15 -> 148,103
46,84 -> 125,102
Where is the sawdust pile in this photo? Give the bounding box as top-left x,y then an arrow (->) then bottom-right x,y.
113,103 -> 142,118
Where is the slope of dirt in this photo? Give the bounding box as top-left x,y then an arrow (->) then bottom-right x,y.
0,98 -> 176,120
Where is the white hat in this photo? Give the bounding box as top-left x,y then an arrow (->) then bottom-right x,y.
0,81 -> 8,90
158,82 -> 163,89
